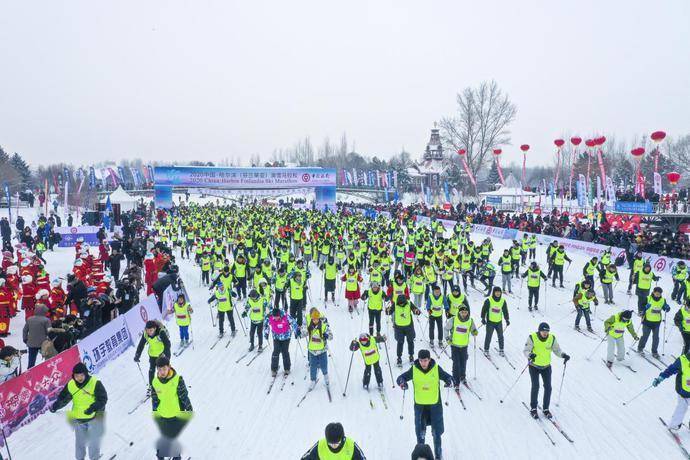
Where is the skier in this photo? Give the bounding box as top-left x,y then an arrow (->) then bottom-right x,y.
633,263 -> 660,315
637,287 -> 670,358
573,289 -> 598,332
264,307 -> 299,377
477,259 -> 496,296
521,261 -> 547,311
498,249 -> 513,293
134,320 -> 172,385
387,295 -> 421,366
300,422 -> 366,460
603,310 -> 638,368
307,308 -> 332,390
674,299 -> 690,354
207,282 -> 237,337
523,322 -> 569,419
360,282 -> 388,336
480,287 -> 510,355
545,241 -> 559,278
151,356 -> 193,460
672,261 -> 688,303
288,271 -> 308,327
172,293 -> 193,347
549,245 -> 571,288
50,362 -> 108,460
582,256 -> 599,289
341,265 -> 363,313
319,256 -> 339,304
627,251 -> 644,295
446,284 -> 469,319
426,284 -> 447,348
444,304 -> 478,385
397,349 -> 454,460
242,289 -> 267,351
349,332 -> 386,389
599,264 -> 619,304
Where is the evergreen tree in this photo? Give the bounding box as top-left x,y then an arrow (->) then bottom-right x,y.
10,153 -> 32,189
487,160 -> 501,188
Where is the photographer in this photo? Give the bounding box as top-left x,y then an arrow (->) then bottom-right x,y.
114,277 -> 139,315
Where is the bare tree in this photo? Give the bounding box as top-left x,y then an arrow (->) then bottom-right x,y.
439,80 -> 517,189
668,134 -> 690,175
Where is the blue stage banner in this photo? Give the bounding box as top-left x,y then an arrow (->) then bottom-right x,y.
613,201 -> 654,214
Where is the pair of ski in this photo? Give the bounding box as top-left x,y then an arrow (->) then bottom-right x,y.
296,378 -> 333,407
521,402 -> 574,444
573,327 -> 600,341
494,348 -> 516,370
660,417 -> 690,459
128,394 -> 151,415
173,341 -> 194,357
365,385 -> 388,410
631,350 -> 668,370
210,332 -> 236,350
236,348 -> 264,366
266,373 -> 292,394
601,359 -> 636,381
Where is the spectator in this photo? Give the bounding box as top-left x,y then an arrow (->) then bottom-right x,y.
22,304 -> 53,368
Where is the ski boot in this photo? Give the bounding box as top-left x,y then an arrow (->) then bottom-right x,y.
363,383 -> 369,390
460,378 -> 467,385
324,375 -> 330,387
574,325 -> 581,331
271,370 -> 277,378
248,344 -> 255,352
534,305 -> 539,311
530,408 -> 539,419
430,341 -> 435,349
528,306 -> 533,312
218,331 -> 224,338
409,355 -> 414,364
652,352 -> 661,359
587,327 -> 594,333
396,357 -> 402,367
606,360 -> 613,369
308,380 -> 316,390
498,349 -> 505,357
284,369 -> 290,376
377,382 -> 383,389
231,330 -> 237,337
438,340 -> 443,348
543,409 -> 553,419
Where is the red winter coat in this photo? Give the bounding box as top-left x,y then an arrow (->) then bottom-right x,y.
341,273 -> 363,300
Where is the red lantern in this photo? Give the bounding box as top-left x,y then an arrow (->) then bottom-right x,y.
520,144 -> 530,152
571,137 -> 582,146
667,171 -> 681,185
630,147 -> 645,158
493,149 -> 502,156
533,207 -> 542,215
554,139 -> 565,148
597,136 -> 606,145
585,139 -> 596,148
651,131 -> 667,143
457,148 -> 466,156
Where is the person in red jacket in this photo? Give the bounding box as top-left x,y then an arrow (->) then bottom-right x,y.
49,279 -> 67,320
144,253 -> 157,296
341,265 -> 363,313
6,266 -> 20,316
21,275 -> 37,320
1,251 -> 13,271
0,279 -> 13,337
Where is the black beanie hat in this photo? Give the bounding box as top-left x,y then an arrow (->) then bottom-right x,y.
145,320 -> 158,329
72,362 -> 89,376
621,310 -> 633,320
418,349 -> 431,360
411,443 -> 435,460
325,422 -> 345,444
538,322 -> 550,332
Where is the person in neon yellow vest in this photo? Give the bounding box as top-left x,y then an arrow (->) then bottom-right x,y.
673,300 -> 690,355
50,363 -> 108,460
349,332 -> 386,389
653,348 -> 690,432
151,356 -> 193,459
301,422 -> 366,459
522,322 -> 569,419
637,286 -> 670,358
603,310 -> 638,368
633,263 -> 660,315
396,349 -> 454,460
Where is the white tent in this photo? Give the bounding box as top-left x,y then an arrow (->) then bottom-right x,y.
101,186 -> 138,212
479,185 -> 539,210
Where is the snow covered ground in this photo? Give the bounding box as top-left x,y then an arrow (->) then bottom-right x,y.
3,204 -> 688,459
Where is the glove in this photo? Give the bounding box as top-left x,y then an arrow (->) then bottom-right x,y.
562,353 -> 570,363
653,377 -> 663,387
663,305 -> 671,313
505,320 -> 510,327
133,356 -> 140,363
241,311 -> 247,318
528,353 -> 536,361
295,330 -> 301,339
443,381 -> 452,388
188,307 -> 194,313
49,406 -> 57,413
349,340 -> 358,352
84,406 -> 95,415
398,381 -> 408,390
481,318 -> 486,325
633,335 -> 639,341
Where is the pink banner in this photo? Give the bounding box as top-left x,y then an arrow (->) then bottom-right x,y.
496,158 -> 505,185
654,148 -> 660,173
461,158 -> 476,186
0,346 -> 80,441
596,149 -> 607,199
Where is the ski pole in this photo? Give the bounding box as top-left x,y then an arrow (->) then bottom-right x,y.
234,305 -> 247,336
662,311 -> 668,356
555,361 -> 567,407
209,301 -> 217,327
622,384 -> 653,406
586,337 -> 607,361
444,386 -> 451,406
189,319 -> 195,350
499,361 -> 529,403
473,336 -> 477,380
135,361 -> 147,386
296,336 -> 306,359
399,388 -> 406,420
382,336 -> 395,388
342,350 -> 355,397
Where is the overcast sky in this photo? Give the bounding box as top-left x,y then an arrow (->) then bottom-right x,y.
1,0 -> 688,168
